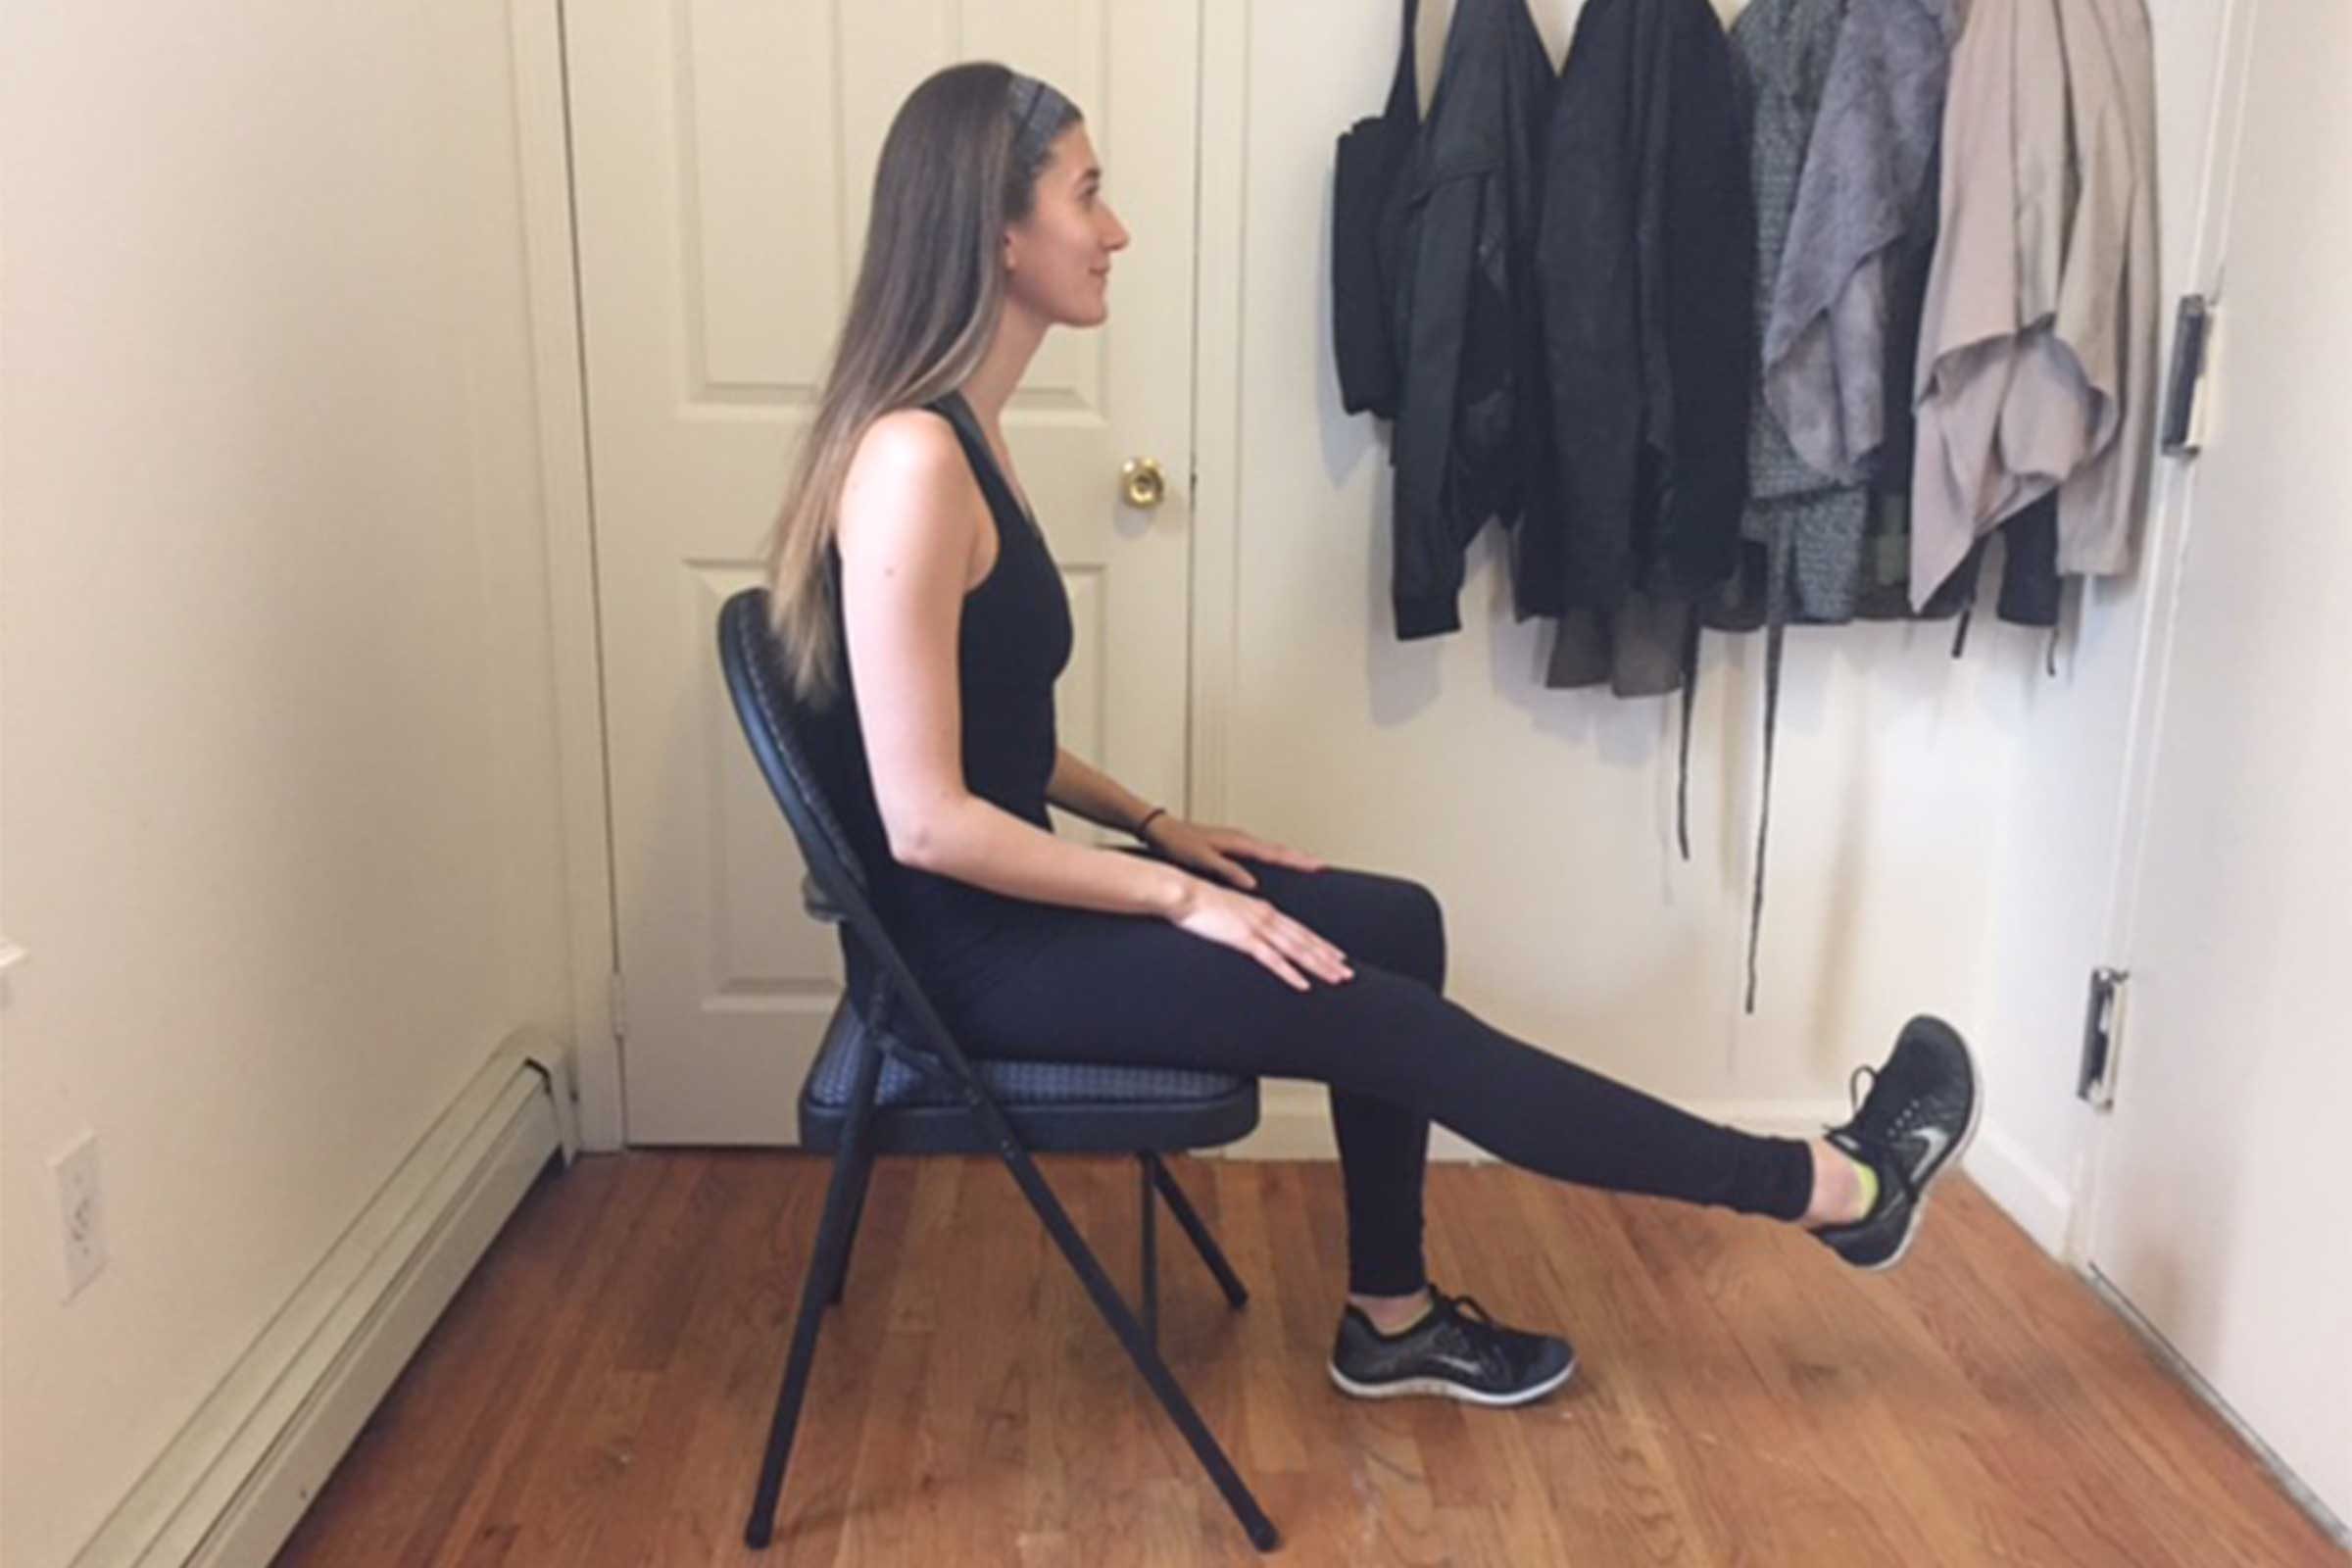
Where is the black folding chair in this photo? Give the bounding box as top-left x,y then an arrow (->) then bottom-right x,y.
715,587 -> 1281,1553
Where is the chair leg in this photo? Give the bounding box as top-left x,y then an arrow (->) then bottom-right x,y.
1139,1153 -> 1158,1353
825,1145 -> 877,1307
990,1125 -> 1279,1551
1144,1152 -> 1250,1309
744,1041 -> 886,1550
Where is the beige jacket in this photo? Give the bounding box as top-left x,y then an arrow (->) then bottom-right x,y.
1908,0 -> 2157,608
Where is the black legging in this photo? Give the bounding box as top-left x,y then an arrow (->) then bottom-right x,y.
929,848 -> 1816,1298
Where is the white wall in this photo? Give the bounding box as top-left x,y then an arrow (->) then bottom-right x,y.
1225,0 -> 2223,1251
0,7 -> 573,1565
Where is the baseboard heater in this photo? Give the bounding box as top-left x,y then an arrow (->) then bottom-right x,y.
70,1031 -> 577,1568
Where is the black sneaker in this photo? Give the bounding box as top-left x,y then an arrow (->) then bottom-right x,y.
1327,1286 -> 1576,1407
1812,1014 -> 1984,1271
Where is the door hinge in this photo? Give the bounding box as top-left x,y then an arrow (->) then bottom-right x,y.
608,969 -> 627,1040
2079,966 -> 2129,1109
2159,295 -> 2213,457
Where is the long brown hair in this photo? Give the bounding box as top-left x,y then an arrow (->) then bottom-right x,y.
761,61 -> 1080,707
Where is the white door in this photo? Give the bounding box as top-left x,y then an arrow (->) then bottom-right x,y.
565,2 -> 1200,1145
2088,0 -> 2352,1528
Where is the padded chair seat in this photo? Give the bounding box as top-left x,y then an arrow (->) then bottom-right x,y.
799,998 -> 1260,1156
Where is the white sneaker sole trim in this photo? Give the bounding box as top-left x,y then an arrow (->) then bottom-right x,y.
1861,1028 -> 1986,1273
1326,1354 -> 1578,1408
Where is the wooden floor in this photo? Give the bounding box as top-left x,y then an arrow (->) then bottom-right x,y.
274,1149 -> 2344,1567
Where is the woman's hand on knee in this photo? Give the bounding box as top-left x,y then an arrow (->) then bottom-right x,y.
1163,879 -> 1354,992
1141,815 -> 1326,890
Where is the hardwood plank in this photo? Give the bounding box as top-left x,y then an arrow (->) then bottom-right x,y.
575,1152 -> 796,1567
270,1152 -> 627,1566
443,1156 -> 720,1567
413,1150 -> 687,1568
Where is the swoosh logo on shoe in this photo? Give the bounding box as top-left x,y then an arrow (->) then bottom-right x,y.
1425,1352 -> 1493,1380
1913,1125 -> 1952,1169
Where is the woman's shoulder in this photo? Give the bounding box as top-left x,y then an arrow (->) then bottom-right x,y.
853,403 -> 965,478
838,404 -> 982,564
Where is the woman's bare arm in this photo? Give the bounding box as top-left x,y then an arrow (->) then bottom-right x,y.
1045,747 -> 1158,836
836,410 -> 1194,918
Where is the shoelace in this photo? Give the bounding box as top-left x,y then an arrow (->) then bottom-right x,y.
1429,1292 -> 1514,1375
1847,1062 -> 1936,1146
1823,1065 -> 1876,1142
1833,1065 -> 1932,1209
1442,1291 -> 1494,1327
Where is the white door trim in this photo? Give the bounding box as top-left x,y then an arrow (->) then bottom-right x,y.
1188,0 -> 1250,832
510,0 -> 625,1153
2061,0 -> 2259,1266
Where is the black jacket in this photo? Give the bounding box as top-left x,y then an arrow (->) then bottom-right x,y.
1528,0 -> 1752,621
1378,0 -> 1557,639
1332,0 -> 1422,421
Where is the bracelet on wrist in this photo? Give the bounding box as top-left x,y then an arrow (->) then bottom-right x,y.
1134,806 -> 1168,839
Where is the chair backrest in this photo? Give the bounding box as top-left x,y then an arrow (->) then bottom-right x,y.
715,586 -> 965,1072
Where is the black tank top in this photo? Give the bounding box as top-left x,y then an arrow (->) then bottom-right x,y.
819,389 -> 1075,985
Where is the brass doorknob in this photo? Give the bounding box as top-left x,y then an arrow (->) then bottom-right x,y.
1121,456 -> 1167,510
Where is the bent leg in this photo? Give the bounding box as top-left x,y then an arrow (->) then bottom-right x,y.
1230,856 -> 1443,1297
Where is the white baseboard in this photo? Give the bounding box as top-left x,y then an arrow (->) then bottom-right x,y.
1213,1080 -> 1846,1162
1960,1116 -> 2075,1258
71,1032 -> 569,1568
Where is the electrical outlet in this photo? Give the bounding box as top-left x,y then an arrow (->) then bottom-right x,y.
53,1132 -> 108,1300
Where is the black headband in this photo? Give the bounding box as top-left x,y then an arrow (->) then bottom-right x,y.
1005,72 -> 1073,171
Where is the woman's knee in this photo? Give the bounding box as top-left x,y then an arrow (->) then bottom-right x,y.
1396,878 -> 1446,990
1224,857 -> 1446,988
1324,872 -> 1446,990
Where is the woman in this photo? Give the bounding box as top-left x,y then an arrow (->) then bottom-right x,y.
760,63 -> 1981,1408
